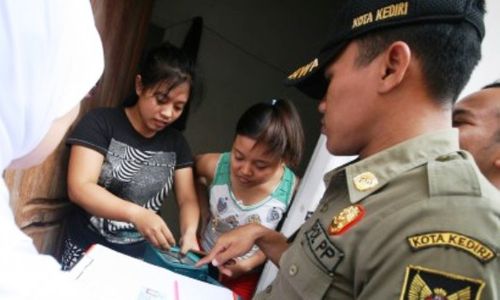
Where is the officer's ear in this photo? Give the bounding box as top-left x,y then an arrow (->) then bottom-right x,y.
377,41 -> 411,94
493,157 -> 500,170
493,157 -> 500,171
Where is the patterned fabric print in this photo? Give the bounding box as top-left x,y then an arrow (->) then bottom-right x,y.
90,139 -> 175,244
267,207 -> 283,223
246,214 -> 262,224
112,146 -> 154,182
217,197 -> 228,214
61,238 -> 85,271
223,215 -> 240,229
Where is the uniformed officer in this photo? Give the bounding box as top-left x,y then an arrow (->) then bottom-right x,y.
453,80 -> 500,189
198,0 -> 500,299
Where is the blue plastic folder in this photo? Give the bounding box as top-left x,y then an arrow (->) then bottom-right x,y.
143,243 -> 221,286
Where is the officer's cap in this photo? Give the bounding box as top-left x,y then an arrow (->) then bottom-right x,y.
285,0 -> 486,99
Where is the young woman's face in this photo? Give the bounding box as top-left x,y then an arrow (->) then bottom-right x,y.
135,76 -> 191,136
230,135 -> 283,188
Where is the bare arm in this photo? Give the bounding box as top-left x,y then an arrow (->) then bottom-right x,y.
194,153 -> 220,234
195,153 -> 220,183
196,223 -> 289,273
67,145 -> 175,248
174,167 -> 200,253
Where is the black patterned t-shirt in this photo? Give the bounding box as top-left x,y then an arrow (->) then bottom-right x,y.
67,107 -> 193,244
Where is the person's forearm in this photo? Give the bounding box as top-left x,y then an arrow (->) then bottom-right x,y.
195,181 -> 210,232
68,182 -> 141,222
174,168 -> 200,239
178,198 -> 199,237
253,224 -> 289,267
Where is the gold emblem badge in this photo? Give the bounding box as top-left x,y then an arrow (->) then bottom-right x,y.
400,265 -> 485,300
328,205 -> 365,235
353,171 -> 378,191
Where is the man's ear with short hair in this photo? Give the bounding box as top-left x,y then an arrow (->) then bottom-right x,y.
377,41 -> 411,94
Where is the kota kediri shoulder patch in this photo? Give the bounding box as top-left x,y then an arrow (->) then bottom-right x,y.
407,232 -> 496,263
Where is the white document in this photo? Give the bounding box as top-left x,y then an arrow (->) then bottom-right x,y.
69,244 -> 235,300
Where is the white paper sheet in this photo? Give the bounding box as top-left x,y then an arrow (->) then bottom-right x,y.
69,244 -> 235,300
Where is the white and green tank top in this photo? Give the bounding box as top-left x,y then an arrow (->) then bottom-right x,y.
201,152 -> 296,258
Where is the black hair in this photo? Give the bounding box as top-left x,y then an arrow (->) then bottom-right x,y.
482,80 -> 500,90
354,3 -> 485,105
481,81 -> 500,143
124,42 -> 195,107
235,99 -> 305,168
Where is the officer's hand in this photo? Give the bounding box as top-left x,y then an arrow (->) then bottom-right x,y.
130,207 -> 175,250
218,258 -> 251,279
196,224 -> 260,272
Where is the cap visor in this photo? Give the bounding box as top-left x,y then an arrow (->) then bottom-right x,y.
284,43 -> 345,99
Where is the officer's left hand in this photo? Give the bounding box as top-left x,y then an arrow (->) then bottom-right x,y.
196,224 -> 261,274
218,259 -> 249,278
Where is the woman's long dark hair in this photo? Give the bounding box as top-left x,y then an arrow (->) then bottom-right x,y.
123,42 -> 195,107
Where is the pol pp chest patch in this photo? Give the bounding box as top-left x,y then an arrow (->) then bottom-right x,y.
304,220 -> 344,273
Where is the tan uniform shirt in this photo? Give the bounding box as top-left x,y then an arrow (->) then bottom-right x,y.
255,130 -> 499,299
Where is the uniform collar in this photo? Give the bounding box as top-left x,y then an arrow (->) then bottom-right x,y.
324,129 -> 460,204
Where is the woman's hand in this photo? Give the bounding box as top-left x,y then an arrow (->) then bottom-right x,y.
130,206 -> 175,250
174,167 -> 201,253
179,231 -> 200,254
